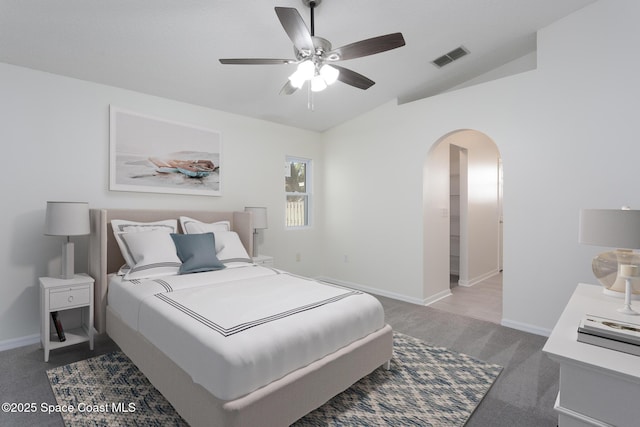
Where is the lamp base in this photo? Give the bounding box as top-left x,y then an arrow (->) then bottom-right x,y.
252,230 -> 259,258
617,277 -> 640,315
61,241 -> 75,280
592,250 -> 640,300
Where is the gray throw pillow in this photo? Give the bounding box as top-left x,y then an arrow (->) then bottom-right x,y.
170,232 -> 226,274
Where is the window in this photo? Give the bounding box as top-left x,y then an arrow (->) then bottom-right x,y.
285,156 -> 312,227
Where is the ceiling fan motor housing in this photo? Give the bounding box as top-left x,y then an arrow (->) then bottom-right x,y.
295,36 -> 334,62
302,0 -> 322,8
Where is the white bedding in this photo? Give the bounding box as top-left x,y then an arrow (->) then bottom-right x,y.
107,265 -> 385,400
108,264 -> 278,330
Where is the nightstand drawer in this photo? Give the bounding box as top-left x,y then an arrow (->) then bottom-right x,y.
49,286 -> 91,310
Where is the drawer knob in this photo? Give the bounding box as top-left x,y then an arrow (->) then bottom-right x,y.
68,295 -> 74,303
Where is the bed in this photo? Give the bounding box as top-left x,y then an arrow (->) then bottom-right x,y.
88,208 -> 393,427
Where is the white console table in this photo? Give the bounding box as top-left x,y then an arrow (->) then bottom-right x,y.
543,283 -> 640,427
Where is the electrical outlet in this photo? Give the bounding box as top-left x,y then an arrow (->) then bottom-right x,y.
296,252 -> 301,262
343,255 -> 349,263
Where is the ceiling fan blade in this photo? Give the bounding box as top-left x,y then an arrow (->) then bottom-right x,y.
275,7 -> 314,53
328,32 -> 406,61
279,80 -> 299,96
332,65 -> 375,90
219,58 -> 294,65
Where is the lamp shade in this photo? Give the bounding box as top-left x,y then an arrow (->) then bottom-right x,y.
245,207 -> 268,230
45,201 -> 90,236
579,209 -> 640,249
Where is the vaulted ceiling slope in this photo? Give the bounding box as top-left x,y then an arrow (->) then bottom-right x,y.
0,0 -> 595,132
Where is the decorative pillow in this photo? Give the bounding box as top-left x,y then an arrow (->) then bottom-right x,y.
170,233 -> 225,274
180,216 -> 231,234
111,219 -> 178,268
119,229 -> 181,280
215,231 -> 252,263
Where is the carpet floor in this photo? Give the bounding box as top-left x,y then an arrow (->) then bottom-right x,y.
46,333 -> 501,426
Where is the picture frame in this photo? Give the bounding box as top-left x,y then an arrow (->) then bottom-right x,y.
109,106 -> 222,196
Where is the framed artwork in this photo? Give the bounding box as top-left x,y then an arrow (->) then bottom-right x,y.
109,106 -> 222,196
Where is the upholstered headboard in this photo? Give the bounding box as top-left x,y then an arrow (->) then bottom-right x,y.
88,209 -> 253,334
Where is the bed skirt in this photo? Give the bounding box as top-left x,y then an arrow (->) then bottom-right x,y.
106,306 -> 393,427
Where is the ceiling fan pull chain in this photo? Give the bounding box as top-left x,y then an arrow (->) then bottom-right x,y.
307,84 -> 314,111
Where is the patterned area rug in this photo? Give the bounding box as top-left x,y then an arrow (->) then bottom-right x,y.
47,333 -> 501,426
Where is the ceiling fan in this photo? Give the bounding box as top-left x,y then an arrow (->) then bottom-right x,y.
219,0 -> 406,95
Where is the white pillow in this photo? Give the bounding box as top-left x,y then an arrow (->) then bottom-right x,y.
214,231 -> 252,263
111,219 -> 178,267
119,230 -> 181,280
180,216 -> 231,234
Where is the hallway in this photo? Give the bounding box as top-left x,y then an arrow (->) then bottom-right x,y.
429,273 -> 502,324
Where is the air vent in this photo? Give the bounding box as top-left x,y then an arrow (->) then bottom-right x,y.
432,46 -> 469,68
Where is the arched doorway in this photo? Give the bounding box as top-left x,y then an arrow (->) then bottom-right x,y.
423,129 -> 503,323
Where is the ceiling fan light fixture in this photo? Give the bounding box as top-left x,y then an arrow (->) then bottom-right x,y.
288,60 -> 315,88
311,74 -> 327,92
319,64 -> 339,85
288,72 -> 306,89
296,60 -> 315,80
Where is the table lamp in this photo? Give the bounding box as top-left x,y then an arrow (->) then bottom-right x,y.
579,208 -> 640,309
244,207 -> 268,257
45,201 -> 90,279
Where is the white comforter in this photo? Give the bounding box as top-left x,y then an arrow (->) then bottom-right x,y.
107,265 -> 385,400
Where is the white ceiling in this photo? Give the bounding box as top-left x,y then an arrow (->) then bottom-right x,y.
0,0 -> 595,132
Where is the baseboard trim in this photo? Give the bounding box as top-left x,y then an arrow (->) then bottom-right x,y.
501,318 -> 551,337
0,333 -> 40,353
423,289 -> 453,306
315,276 -> 429,306
458,269 -> 501,287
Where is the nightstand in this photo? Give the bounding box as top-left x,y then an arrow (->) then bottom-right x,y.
252,254 -> 274,267
40,273 -> 94,362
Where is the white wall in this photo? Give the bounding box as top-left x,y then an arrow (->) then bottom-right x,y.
319,105 -> 426,302
421,132 -> 453,304
0,63 -> 323,346
322,0 -> 640,335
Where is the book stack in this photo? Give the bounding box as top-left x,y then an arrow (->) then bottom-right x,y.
577,314 -> 640,356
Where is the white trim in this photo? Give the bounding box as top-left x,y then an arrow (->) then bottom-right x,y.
0,333 -> 40,352
501,318 -> 551,337
458,268 -> 500,287
315,276 -> 429,306
423,289 -> 453,306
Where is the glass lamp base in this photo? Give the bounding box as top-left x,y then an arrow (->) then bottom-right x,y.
592,250 -> 640,300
